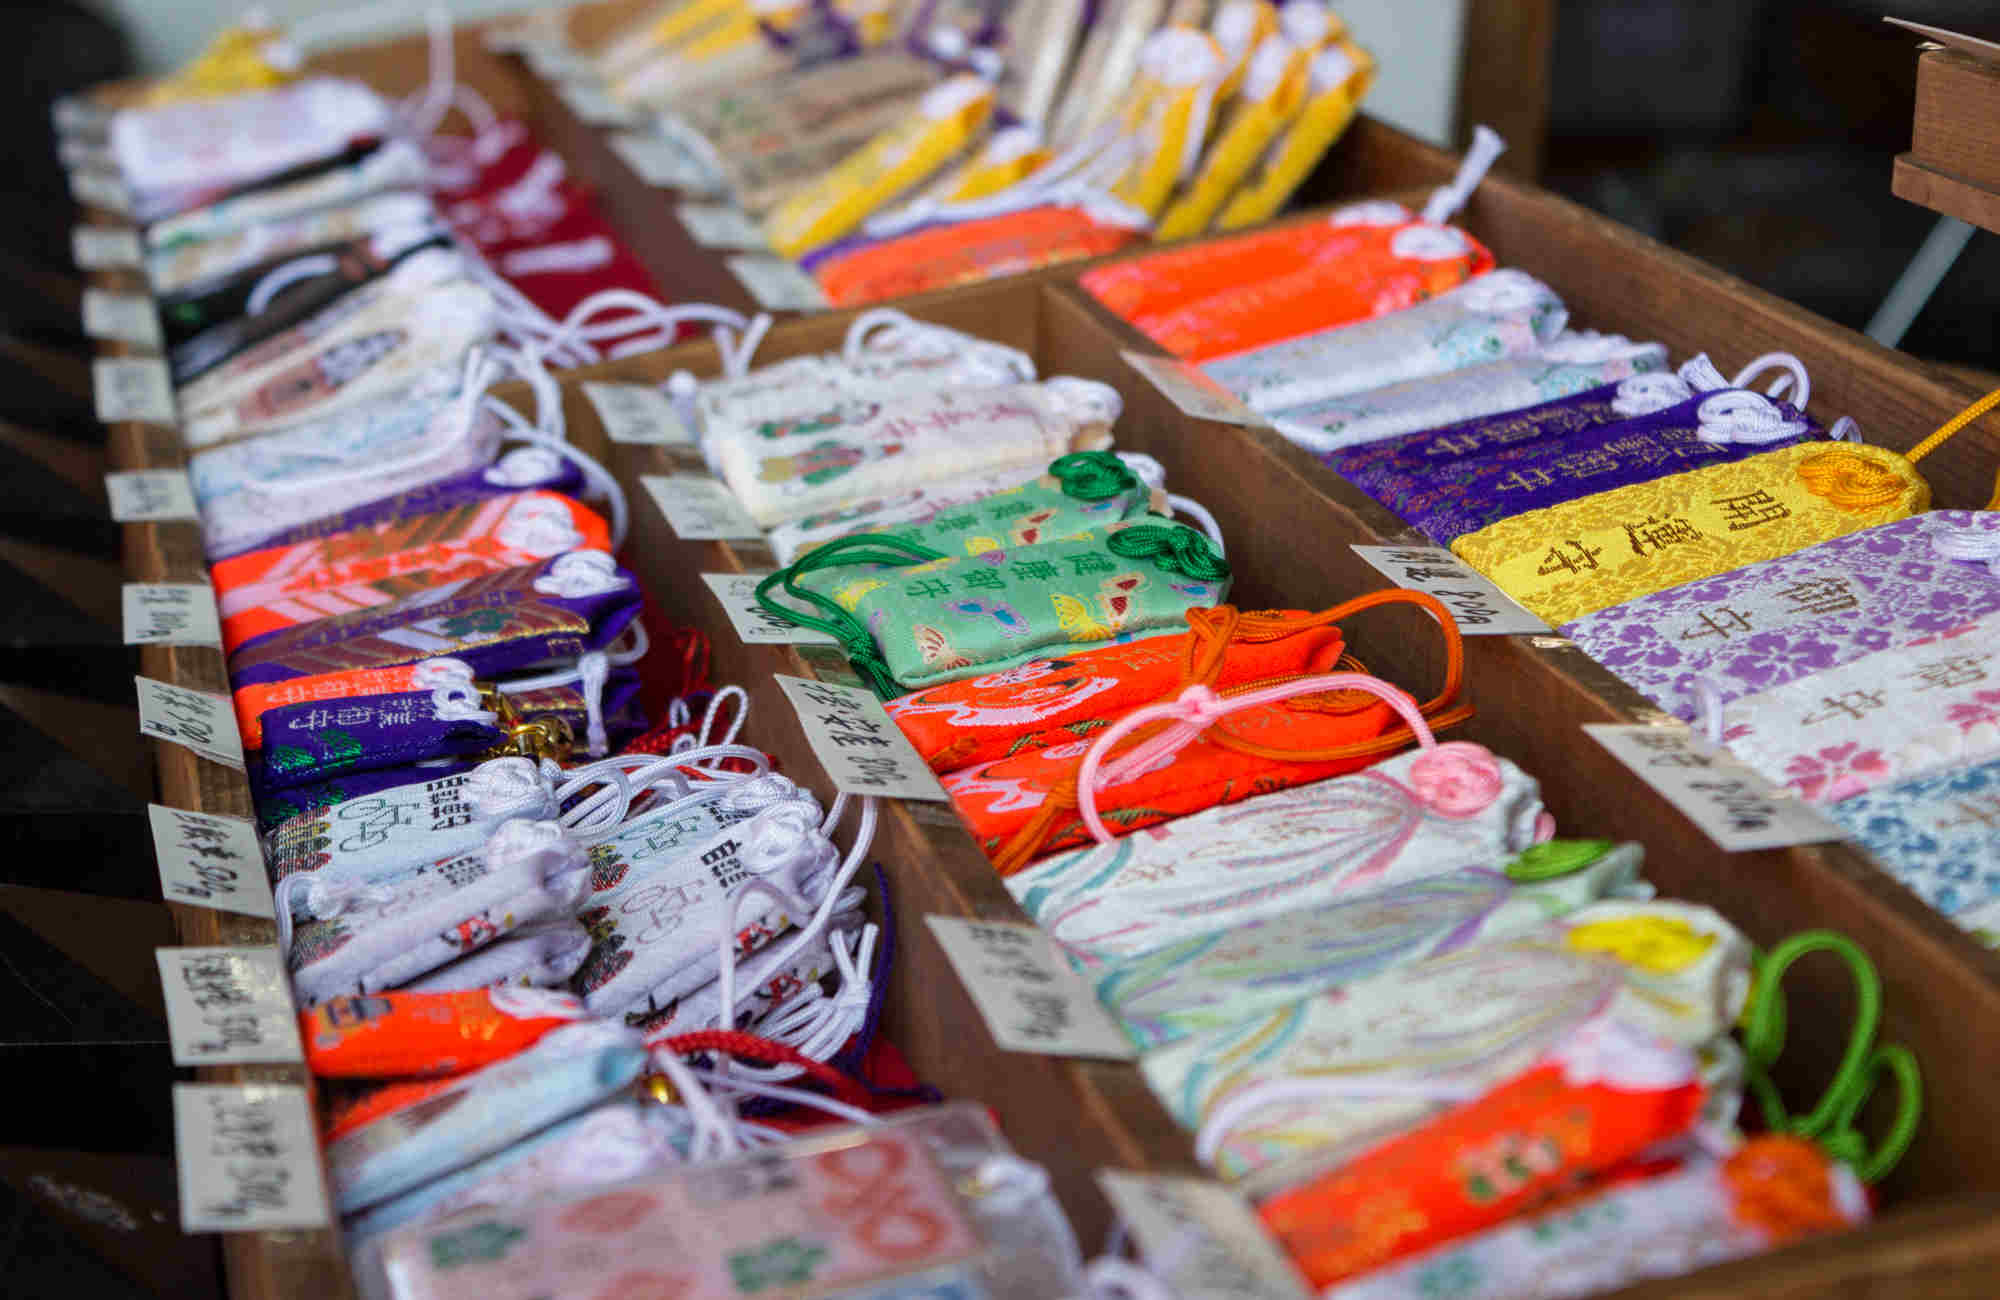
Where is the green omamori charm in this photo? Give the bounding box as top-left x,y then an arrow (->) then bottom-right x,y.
759,516 -> 1232,697
802,450 -> 1158,563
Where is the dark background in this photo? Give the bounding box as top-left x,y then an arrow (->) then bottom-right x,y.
1543,0 -> 1997,376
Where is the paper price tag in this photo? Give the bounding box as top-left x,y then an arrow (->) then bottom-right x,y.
53,95 -> 111,135
1121,350 -> 1273,428
1350,544 -> 1551,635
678,201 -> 768,250
775,674 -> 948,801
105,468 -> 197,522
173,1084 -> 331,1233
73,225 -> 143,269
1097,1173 -> 1312,1300
556,79 -> 638,127
702,572 -> 836,645
656,113 -> 729,185
582,380 -> 692,445
727,254 -> 828,312
481,27 -> 533,52
148,804 -> 271,916
93,357 -> 176,425
1584,723 -> 1848,853
156,948 -> 302,1066
641,473 -> 764,541
124,583 -> 221,646
482,25 -> 559,54
608,131 -> 717,191
83,289 -> 162,347
524,44 -> 598,80
70,168 -> 131,215
137,677 -> 246,770
925,917 -> 1136,1059
59,136 -> 112,172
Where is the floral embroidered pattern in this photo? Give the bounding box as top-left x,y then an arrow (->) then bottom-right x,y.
1564,513 -> 2000,719
1781,744 -> 1890,802
1831,756 -> 2000,920
1723,613 -> 2000,804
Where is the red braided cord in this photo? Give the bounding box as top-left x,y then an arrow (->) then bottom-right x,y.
652,1029 -> 872,1107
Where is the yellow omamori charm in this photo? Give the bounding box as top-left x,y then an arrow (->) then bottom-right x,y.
1452,440 -> 1928,626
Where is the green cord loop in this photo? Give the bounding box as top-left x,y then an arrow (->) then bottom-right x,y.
1049,450 -> 1139,501
1737,930 -> 1922,1183
1106,523 -> 1232,582
1503,838 -> 1612,882
753,533 -> 948,700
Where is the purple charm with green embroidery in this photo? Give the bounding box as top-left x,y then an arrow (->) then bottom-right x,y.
251,759 -> 481,832
258,684 -> 507,793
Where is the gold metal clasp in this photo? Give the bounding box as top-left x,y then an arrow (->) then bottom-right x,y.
473,683 -> 576,760
502,716 -> 575,761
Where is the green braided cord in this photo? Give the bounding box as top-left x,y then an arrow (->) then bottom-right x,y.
1737,930 -> 1921,1183
1824,1043 -> 1923,1184
1049,451 -> 1139,501
753,533 -> 946,700
1743,1068 -> 1790,1140
1106,524 -> 1232,582
1503,838 -> 1612,882
753,568 -> 898,697
1739,932 -> 1880,1135
778,532 -> 949,572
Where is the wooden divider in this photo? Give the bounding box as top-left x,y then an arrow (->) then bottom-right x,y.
97,370 -> 355,1297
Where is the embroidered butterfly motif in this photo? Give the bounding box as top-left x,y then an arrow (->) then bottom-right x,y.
913,624 -> 973,671
1053,573 -> 1148,642
1100,572 -> 1146,622
1052,593 -> 1114,641
945,599 -> 1030,639
1010,508 -> 1061,546
832,578 -> 886,611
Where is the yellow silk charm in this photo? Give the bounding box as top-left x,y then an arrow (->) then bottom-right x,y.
1451,441 -> 1930,626
594,0 -> 741,84
765,75 -> 995,259
141,22 -> 296,105
1110,28 -> 1228,217
1156,32 -> 1313,240
1214,39 -> 1374,231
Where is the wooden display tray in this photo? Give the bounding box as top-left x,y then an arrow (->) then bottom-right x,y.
1895,45 -> 2000,235
64,17 -> 2000,1300
1893,153 -> 2000,240
521,267 -> 2000,1300
1910,45 -> 2000,190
